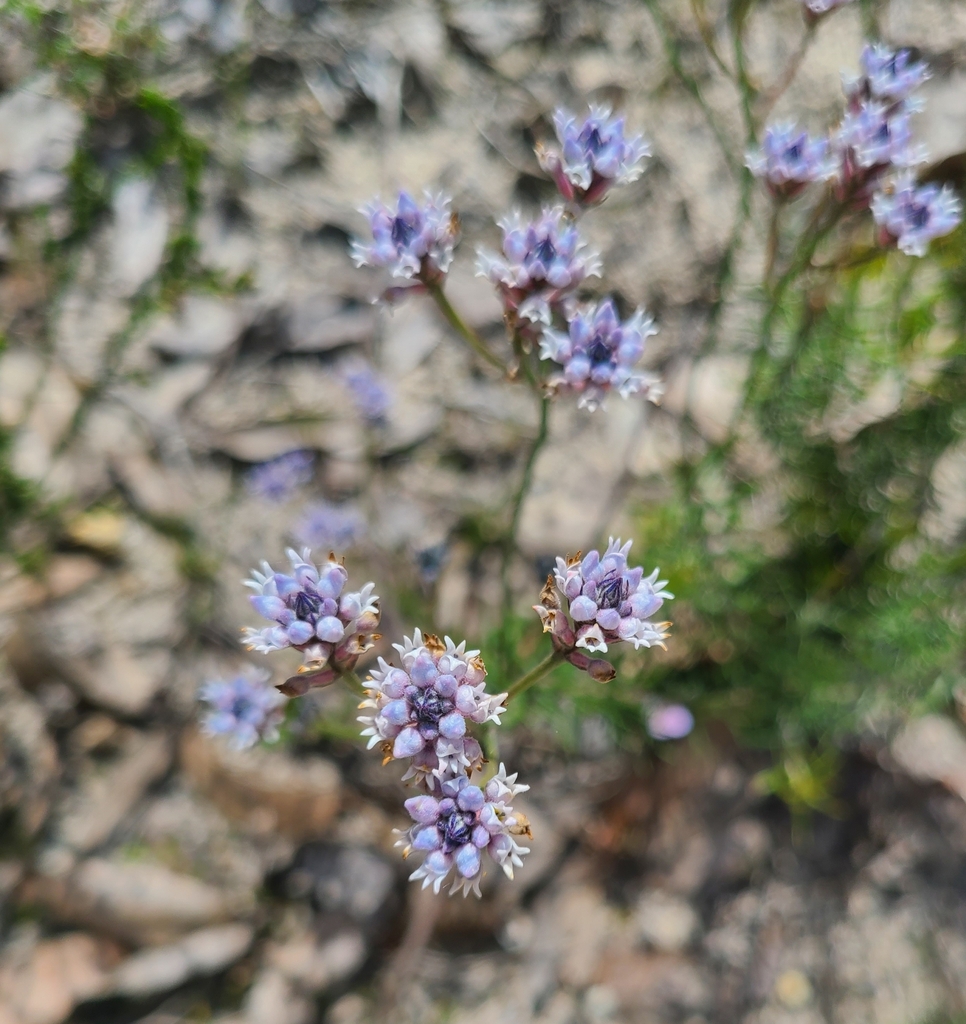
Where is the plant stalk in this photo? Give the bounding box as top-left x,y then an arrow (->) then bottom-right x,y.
505,649 -> 565,702
427,282 -> 504,372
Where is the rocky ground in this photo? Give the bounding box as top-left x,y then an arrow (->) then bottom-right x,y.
2,0 -> 966,1021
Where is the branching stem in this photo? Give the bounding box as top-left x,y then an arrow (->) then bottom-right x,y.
506,649 -> 565,702
427,282 -> 505,372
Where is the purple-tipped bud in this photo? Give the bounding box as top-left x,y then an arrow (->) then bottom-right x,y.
199,669 -> 286,750
872,174 -> 962,257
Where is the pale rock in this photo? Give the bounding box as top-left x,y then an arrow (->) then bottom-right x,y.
11,365 -> 81,481
920,441 -> 966,544
118,361 -> 215,423
444,262 -> 503,328
718,818 -> 772,881
107,924 -> 254,997
378,363 -> 444,454
30,857 -> 251,945
146,295 -> 246,358
242,968 -> 312,1024
891,715 -> 966,802
181,729 -> 341,841
287,294 -> 376,352
518,398 -> 645,555
55,730 -> 172,853
599,950 -> 711,1016
0,933 -> 112,1024
111,452 -> 194,518
883,0 -> 966,51
0,668 -> 59,837
823,371 -> 903,443
627,408 -> 685,477
284,844 -> 396,925
382,302 -> 443,376
266,929 -> 366,992
447,0 -> 543,56
0,79 -> 82,210
54,287 -> 130,385
244,127 -> 298,178
108,178 -> 170,297
636,891 -> 699,953
0,348 -> 44,428
66,644 -> 172,717
687,355 -> 750,444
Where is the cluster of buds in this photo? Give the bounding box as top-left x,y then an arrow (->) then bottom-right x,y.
534,538 -> 673,681
351,106 -> 661,412
748,43 -> 961,257
358,632 -> 530,896
242,548 -> 380,696
199,669 -> 286,749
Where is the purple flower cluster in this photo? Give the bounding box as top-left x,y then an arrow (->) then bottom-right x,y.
359,630 -> 505,787
476,207 -> 601,324
539,298 -> 662,411
245,451 -> 314,502
242,548 -> 379,694
535,538 -> 672,680
646,703 -> 695,741
397,765 -> 531,896
538,105 -> 650,206
200,670 -> 286,749
343,361 -> 390,425
872,175 -> 962,257
350,191 -> 457,283
745,124 -> 836,198
836,44 -> 930,200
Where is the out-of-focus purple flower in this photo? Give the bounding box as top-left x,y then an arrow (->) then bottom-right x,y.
646,703 -> 694,741
343,362 -> 390,425
852,43 -> 930,102
245,451 -> 314,502
536,538 -> 673,657
872,175 -> 963,257
200,669 -> 286,749
800,0 -> 854,17
745,123 -> 836,198
476,207 -> 601,324
350,190 -> 457,283
359,630 -> 504,786
537,105 -> 650,205
835,100 -> 928,203
242,549 -> 379,690
294,501 -> 365,552
415,542 -> 448,585
396,763 -> 531,896
539,298 -> 662,411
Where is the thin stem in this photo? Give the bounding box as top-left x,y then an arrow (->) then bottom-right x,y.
339,669 -> 366,697
690,0 -> 735,81
505,649 -> 565,702
427,281 -> 505,372
764,199 -> 782,289
498,393 -> 551,676
756,25 -> 815,122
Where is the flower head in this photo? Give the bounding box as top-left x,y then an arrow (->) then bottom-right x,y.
476,207 -> 601,324
854,43 -> 930,102
646,703 -> 695,741
200,669 -> 286,749
746,123 -> 836,198
538,105 -> 650,205
872,175 -> 963,257
538,538 -> 672,656
245,451 -> 314,502
539,298 -> 662,411
835,101 -> 927,199
242,549 -> 379,686
350,190 -> 457,282
343,362 -> 390,425
294,502 -> 365,552
359,630 -> 505,786
396,764 -> 531,897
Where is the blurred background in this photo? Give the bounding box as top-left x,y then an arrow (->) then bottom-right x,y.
2,0 -> 966,1022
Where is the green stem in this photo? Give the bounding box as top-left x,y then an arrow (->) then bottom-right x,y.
339,669 -> 366,697
505,649 -> 565,702
498,394 -> 551,675
427,282 -> 504,372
